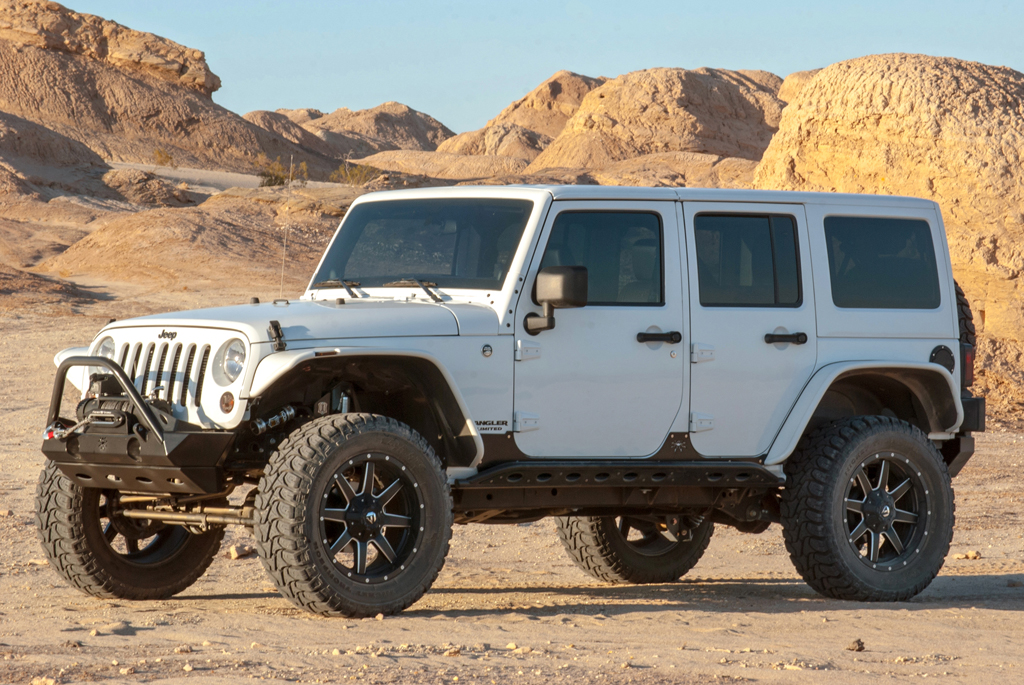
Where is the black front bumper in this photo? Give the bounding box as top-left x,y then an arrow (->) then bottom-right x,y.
42,356 -> 236,494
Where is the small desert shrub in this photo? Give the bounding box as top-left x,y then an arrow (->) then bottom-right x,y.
152,148 -> 176,168
330,161 -> 381,186
256,154 -> 309,187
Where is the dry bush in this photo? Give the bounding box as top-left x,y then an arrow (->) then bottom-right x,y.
330,161 -> 381,186
256,154 -> 309,187
152,148 -> 176,168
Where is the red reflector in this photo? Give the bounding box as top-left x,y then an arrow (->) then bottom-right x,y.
46,430 -> 54,440
963,345 -> 975,387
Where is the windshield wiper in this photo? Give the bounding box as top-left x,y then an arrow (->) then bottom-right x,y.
382,278 -> 444,304
312,279 -> 361,298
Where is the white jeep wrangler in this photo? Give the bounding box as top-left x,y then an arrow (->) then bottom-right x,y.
37,186 -> 984,616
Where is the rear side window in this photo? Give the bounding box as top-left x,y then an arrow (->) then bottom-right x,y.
824,217 -> 940,309
694,214 -> 801,307
540,211 -> 663,305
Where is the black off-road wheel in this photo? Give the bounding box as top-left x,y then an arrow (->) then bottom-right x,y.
35,462 -> 224,600
254,413 -> 452,617
555,514 -> 713,584
781,416 -> 954,602
955,280 -> 976,347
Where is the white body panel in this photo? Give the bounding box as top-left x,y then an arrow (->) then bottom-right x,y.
682,201 -> 818,458
511,200 -> 686,457
54,185 -> 967,470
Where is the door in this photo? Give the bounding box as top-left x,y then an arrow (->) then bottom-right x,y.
512,201 -> 686,457
683,202 -> 817,457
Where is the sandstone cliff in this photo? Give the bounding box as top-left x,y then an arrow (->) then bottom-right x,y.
527,68 -> 785,172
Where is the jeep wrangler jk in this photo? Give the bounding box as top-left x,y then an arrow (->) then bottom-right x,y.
37,186 -> 984,616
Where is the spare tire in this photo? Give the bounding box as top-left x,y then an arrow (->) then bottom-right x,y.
955,280 -> 976,346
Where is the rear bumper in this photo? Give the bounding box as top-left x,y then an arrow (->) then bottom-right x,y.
41,356 -> 235,494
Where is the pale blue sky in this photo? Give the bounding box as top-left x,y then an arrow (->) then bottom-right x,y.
73,0 -> 1023,133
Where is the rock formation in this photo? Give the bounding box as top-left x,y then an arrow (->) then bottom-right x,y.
778,69 -> 821,103
439,70 -> 606,161
527,68 -> 785,172
754,53 -> 1024,419
300,102 -> 454,159
352,150 -> 527,180
242,110 -> 338,159
0,0 -> 335,173
0,0 -> 220,95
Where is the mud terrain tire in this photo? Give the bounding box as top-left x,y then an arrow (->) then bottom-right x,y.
35,462 -> 224,600
254,413 -> 452,617
781,416 -> 954,602
555,514 -> 713,584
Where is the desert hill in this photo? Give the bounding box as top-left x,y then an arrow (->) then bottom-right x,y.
0,0 -> 338,175
438,70 -> 606,161
754,53 -> 1024,419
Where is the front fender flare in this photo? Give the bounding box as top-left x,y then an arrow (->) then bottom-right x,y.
765,361 -> 961,466
248,346 -> 483,466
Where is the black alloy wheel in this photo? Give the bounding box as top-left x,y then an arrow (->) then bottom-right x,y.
615,515 -> 685,557
36,461 -> 224,600
843,453 -> 925,569
318,454 -> 421,582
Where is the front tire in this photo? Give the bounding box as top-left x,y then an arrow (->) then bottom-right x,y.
254,413 -> 452,617
781,416 -> 954,602
35,462 -> 224,600
555,514 -> 713,584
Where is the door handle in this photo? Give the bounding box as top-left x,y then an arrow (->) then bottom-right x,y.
637,331 -> 682,344
764,332 -> 808,345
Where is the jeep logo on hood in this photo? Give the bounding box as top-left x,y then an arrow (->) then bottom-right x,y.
158,330 -> 177,340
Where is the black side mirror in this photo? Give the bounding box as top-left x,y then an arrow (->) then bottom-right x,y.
524,266 -> 588,335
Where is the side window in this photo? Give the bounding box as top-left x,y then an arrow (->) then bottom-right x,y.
540,211 -> 663,305
824,217 -> 940,309
694,214 -> 801,307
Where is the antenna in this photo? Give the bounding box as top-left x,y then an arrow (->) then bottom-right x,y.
280,225 -> 290,298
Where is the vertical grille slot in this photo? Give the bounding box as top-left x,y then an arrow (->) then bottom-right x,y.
139,344 -> 155,396
180,344 -> 196,407
166,344 -> 182,403
118,343 -> 129,369
128,344 -> 143,389
194,345 -> 211,407
153,343 -> 169,397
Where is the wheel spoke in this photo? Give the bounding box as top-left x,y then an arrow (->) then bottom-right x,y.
845,498 -> 865,514
883,525 -> 905,555
379,512 -> 412,528
868,531 -> 882,562
618,518 -> 630,538
360,462 -> 375,496
889,478 -> 913,502
103,522 -> 117,543
848,520 -> 869,545
371,534 -> 397,563
322,507 -> 349,523
329,529 -> 353,553
333,475 -> 357,503
353,540 -> 368,574
876,459 -> 890,492
893,508 -> 919,524
125,538 -> 139,554
376,479 -> 403,507
854,467 -> 872,495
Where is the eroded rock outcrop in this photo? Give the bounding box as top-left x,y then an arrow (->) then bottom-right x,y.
352,150 -> 527,180
527,68 -> 785,172
439,70 -> 605,161
0,0 -> 220,96
754,53 -> 1024,420
300,102 -> 454,159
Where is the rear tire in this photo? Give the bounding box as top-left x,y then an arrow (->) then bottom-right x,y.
555,514 -> 713,584
254,413 -> 452,617
781,416 -> 954,601
35,462 -> 224,600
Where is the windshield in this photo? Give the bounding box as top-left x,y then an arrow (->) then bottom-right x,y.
311,198 -> 534,290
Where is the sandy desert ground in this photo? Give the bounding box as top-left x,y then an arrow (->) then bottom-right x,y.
1,282 -> 1022,685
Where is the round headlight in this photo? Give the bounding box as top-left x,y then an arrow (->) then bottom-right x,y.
222,339 -> 246,383
96,336 -> 116,359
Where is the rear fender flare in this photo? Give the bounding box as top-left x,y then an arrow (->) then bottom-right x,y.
765,361 -> 961,466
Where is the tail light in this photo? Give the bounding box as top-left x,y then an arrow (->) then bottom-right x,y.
961,343 -> 975,387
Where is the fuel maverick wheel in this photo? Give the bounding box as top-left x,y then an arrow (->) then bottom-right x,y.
555,513 -> 713,584
781,416 -> 954,602
254,414 -> 452,617
35,462 -> 224,600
